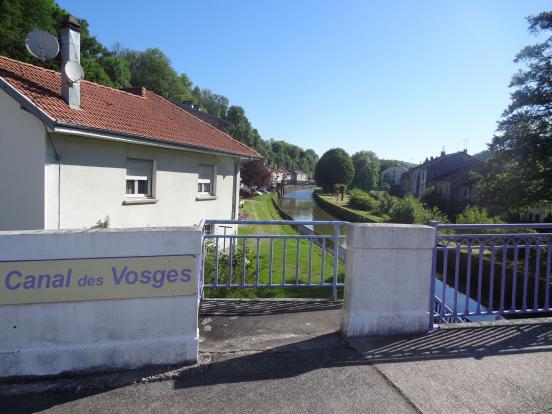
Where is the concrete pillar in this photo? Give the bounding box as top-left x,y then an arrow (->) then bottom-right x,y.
341,223 -> 436,337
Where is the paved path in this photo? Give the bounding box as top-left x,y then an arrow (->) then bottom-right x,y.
349,318 -> 552,414
2,300 -> 552,413
0,300 -> 417,414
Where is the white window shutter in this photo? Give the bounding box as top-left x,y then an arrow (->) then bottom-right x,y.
127,159 -> 152,180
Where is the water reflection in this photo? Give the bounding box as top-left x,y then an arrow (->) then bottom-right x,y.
278,187 -> 347,237
434,279 -> 501,322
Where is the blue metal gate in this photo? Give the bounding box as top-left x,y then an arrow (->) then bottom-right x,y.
199,220 -> 348,300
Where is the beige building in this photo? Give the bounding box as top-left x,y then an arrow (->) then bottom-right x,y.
0,51 -> 258,231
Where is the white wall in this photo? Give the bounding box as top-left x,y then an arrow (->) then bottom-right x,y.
0,227 -> 201,377
0,89 -> 46,230
46,133 -> 240,229
381,167 -> 407,185
341,223 -> 435,336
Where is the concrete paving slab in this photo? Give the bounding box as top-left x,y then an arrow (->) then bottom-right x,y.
0,300 -> 419,413
3,348 -> 418,414
348,320 -> 552,414
199,299 -> 343,352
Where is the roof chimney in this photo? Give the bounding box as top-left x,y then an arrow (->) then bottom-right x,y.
61,15 -> 82,109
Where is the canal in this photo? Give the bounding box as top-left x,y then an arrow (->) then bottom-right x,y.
278,186 -> 346,237
279,187 -> 499,322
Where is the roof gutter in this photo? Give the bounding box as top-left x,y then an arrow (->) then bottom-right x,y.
51,123 -> 261,160
0,76 -> 56,129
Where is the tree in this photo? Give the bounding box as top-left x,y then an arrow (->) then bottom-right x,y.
477,12 -> 552,213
240,160 -> 271,188
118,48 -> 192,102
0,0 -> 64,67
314,148 -> 354,192
351,151 -> 380,191
421,186 -> 452,216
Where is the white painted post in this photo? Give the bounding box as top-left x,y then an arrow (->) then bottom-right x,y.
341,223 -> 436,337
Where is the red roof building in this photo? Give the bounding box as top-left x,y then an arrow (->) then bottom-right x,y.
0,54 -> 259,230
0,56 -> 259,158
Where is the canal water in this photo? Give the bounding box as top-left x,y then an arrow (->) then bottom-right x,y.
280,187 -> 498,322
278,187 -> 347,237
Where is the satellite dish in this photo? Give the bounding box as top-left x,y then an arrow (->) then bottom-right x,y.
63,60 -> 85,83
25,29 -> 59,61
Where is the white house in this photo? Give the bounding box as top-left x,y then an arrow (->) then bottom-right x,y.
293,170 -> 308,182
380,166 -> 407,186
0,20 -> 259,231
270,167 -> 284,185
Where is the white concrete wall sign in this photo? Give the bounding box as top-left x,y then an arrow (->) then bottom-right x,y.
341,223 -> 435,337
0,255 -> 196,305
0,227 -> 201,378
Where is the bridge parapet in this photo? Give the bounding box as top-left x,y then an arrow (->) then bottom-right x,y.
341,223 -> 435,336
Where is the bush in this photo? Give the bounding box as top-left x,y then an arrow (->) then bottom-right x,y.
369,190 -> 397,216
203,239 -> 253,285
389,196 -> 447,224
455,206 -> 504,225
349,188 -> 377,211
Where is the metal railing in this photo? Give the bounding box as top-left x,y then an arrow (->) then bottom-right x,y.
429,222 -> 552,328
200,220 -> 348,300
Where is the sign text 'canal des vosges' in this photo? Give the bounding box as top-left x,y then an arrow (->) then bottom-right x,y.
0,255 -> 196,305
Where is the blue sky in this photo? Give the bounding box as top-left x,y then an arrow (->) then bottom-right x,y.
58,0 -> 548,163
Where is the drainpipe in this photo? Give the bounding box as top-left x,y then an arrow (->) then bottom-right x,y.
231,160 -> 240,220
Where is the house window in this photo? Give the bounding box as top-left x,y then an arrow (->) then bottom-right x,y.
126,158 -> 153,197
198,164 -> 215,196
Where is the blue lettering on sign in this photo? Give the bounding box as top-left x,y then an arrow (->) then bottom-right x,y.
2,264 -> 193,292
111,266 -> 193,288
4,269 -> 73,291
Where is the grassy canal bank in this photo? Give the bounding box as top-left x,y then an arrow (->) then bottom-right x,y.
313,192 -> 385,223
203,193 -> 344,299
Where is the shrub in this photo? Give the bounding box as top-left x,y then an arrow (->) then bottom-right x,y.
455,206 -> 504,225
389,196 -> 447,224
203,239 -> 254,285
349,188 -> 377,211
369,190 -> 397,216
91,216 -> 110,229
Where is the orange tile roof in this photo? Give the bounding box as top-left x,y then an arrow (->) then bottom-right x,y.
0,55 -> 259,158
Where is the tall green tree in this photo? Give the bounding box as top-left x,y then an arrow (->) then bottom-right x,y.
0,0 -> 64,66
351,151 -> 380,191
314,148 -> 354,192
477,12 -> 552,213
118,48 -> 193,101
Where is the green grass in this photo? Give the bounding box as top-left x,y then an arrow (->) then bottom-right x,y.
203,194 -> 344,299
316,193 -> 386,223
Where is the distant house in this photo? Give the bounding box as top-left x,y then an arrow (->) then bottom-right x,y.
269,167 -> 284,185
381,166 -> 407,186
178,101 -> 233,134
280,168 -> 294,182
293,170 -> 308,182
403,151 -> 486,203
0,19 -> 259,231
